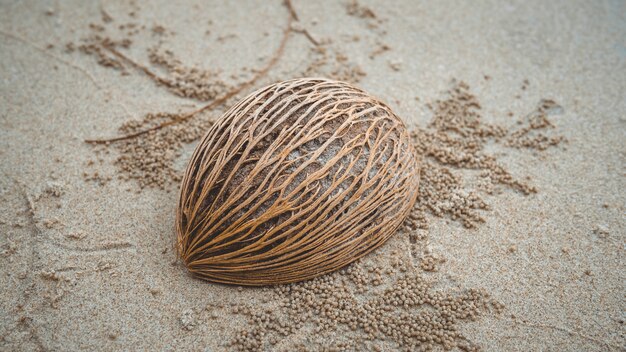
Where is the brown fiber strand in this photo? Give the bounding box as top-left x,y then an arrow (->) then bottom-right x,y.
84,0 -> 297,144
284,0 -> 319,45
176,78 -> 421,285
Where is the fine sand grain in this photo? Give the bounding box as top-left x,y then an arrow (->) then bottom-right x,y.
1,1 -> 624,351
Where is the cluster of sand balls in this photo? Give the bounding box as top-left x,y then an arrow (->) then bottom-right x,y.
113,112 -> 215,188
419,253 -> 446,272
405,81 -> 564,229
411,161 -> 489,228
505,99 -> 565,150
147,47 -> 230,101
228,257 -> 503,352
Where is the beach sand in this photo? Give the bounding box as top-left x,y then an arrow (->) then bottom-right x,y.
1,0 -> 624,351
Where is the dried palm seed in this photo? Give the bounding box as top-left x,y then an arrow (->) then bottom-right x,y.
176,77 -> 420,285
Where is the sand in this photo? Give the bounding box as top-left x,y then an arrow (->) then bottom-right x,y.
0,0 -> 624,351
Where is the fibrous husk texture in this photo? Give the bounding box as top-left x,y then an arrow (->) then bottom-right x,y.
176,78 -> 420,285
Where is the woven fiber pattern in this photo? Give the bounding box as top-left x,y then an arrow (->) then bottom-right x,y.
176,78 -> 420,285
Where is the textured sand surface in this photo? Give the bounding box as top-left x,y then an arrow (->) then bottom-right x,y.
1,0 -> 624,351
